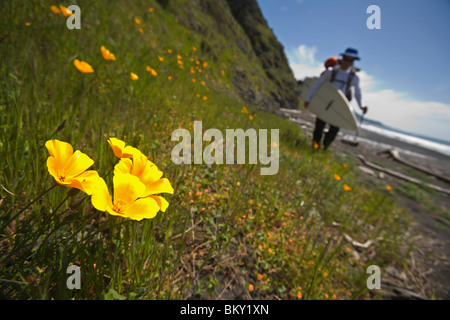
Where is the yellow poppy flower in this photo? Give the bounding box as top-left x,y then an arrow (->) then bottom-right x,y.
114,150 -> 174,198
158,56 -> 164,62
148,7 -> 154,13
146,66 -> 157,76
130,72 -> 139,80
101,46 -> 116,61
386,185 -> 393,191
45,139 -> 100,195
91,173 -> 164,221
334,174 -> 341,181
107,138 -> 137,159
135,18 -> 141,25
73,59 -> 94,73
313,140 -> 319,149
51,5 -> 61,14
59,5 -> 73,17
343,184 -> 352,191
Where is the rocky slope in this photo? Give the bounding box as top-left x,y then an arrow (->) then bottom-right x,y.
158,0 -> 299,110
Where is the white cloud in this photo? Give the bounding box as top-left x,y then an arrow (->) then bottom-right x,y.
361,89 -> 450,138
287,44 -> 450,141
356,70 -> 450,137
287,44 -> 323,80
290,62 -> 323,81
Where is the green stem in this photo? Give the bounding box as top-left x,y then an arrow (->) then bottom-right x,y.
2,183 -> 57,232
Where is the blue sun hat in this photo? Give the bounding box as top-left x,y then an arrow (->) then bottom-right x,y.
340,48 -> 360,60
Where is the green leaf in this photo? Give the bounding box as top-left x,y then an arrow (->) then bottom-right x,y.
131,287 -> 145,300
104,288 -> 127,300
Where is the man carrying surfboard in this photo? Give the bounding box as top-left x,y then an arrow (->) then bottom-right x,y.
304,48 -> 368,150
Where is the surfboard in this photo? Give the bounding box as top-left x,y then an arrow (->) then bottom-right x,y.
307,80 -> 358,131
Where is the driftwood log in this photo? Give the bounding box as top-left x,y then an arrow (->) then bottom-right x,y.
357,155 -> 450,196
386,148 -> 450,183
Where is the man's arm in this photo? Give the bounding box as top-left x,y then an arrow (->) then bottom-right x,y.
352,75 -> 368,114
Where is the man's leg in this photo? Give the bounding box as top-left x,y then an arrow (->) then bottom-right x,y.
323,125 -> 340,149
313,117 -> 326,148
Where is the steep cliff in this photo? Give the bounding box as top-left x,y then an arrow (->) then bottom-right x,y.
226,0 -> 299,109
159,0 -> 299,110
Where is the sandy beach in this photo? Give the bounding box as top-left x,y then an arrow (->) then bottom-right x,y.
280,108 -> 450,299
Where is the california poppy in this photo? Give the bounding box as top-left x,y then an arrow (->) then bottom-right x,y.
50,5 -> 60,14
101,46 -> 116,61
59,5 -> 73,17
107,138 -> 137,159
130,72 -> 139,80
146,66 -> 157,76
114,149 -> 174,198
91,173 -> 164,221
73,59 -> 94,73
45,140 -> 100,195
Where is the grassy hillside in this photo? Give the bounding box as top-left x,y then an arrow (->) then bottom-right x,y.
0,0 -> 412,300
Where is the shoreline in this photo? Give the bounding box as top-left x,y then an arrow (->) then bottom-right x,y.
340,126 -> 450,173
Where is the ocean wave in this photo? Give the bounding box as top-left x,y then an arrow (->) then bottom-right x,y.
361,124 -> 450,157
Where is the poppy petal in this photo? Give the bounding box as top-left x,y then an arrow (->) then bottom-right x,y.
113,173 -> 146,205
148,195 -> 169,212
114,158 -> 133,175
124,197 -> 161,221
64,150 -> 94,179
45,139 -> 73,169
144,178 -> 174,196
91,177 -> 113,212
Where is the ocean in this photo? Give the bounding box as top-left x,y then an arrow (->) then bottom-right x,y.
361,123 -> 450,158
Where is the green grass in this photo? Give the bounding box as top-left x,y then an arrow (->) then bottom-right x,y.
0,0 -> 413,300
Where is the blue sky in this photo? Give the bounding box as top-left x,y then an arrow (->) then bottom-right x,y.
256,0 -> 450,142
